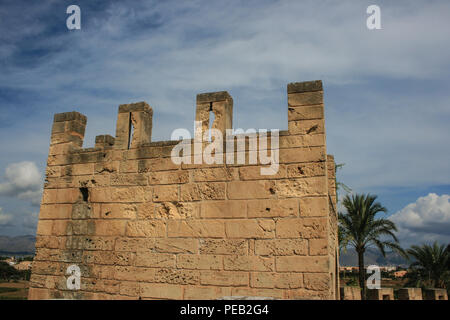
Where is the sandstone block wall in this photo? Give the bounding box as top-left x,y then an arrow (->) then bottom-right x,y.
423,288 -> 448,300
340,287 -> 361,300
367,288 -> 395,300
397,288 -> 422,300
29,80 -> 339,300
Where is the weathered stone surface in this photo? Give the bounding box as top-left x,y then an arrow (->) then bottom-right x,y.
247,199 -> 298,218
153,185 -> 179,202
287,162 -> 326,178
397,288 -> 422,300
200,271 -> 249,286
100,203 -> 137,219
180,183 -> 226,201
95,220 -> 127,236
279,134 -> 325,149
423,288 -> 448,300
227,181 -> 275,200
30,80 -> 338,300
303,273 -> 330,291
239,165 -> 286,180
184,286 -> 232,300
309,238 -> 328,255
225,219 -> 275,239
299,197 -> 328,217
110,173 -> 148,186
197,91 -> 232,103
288,119 -> 325,135
200,201 -> 246,218
154,202 -> 200,219
230,287 -> 284,299
140,283 -> 183,299
193,167 -> 237,182
287,80 -> 322,94
276,218 -> 327,239
273,177 -> 327,198
288,91 -> 323,106
149,171 -> 189,185
199,239 -> 248,255
136,252 -> 176,268
126,221 -> 166,237
276,256 -> 329,272
251,272 -> 303,289
168,220 -> 225,238
367,288 -> 395,300
177,254 -> 222,270
279,147 -> 326,164
224,255 -> 274,271
255,239 -> 308,256
340,286 -> 361,300
288,105 -> 324,121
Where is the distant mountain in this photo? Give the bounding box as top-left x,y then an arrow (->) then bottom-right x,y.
0,235 -> 36,255
339,247 -> 409,267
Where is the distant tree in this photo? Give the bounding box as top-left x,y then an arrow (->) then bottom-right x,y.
0,261 -> 30,281
0,261 -> 20,281
406,241 -> 449,289
338,193 -> 405,299
447,244 -> 450,270
16,255 -> 34,263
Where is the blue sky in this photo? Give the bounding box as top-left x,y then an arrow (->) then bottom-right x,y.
0,0 -> 449,247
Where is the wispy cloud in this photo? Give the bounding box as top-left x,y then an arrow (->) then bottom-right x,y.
0,161 -> 43,206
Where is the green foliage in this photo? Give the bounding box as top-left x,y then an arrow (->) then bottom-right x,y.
406,241 -> 449,289
0,261 -> 29,281
339,193 -> 406,257
346,277 -> 359,287
16,256 -> 34,262
0,287 -> 19,294
338,193 -> 405,298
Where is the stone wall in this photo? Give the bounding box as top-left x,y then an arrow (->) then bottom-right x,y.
397,288 -> 422,300
28,80 -> 339,300
340,287 -> 361,300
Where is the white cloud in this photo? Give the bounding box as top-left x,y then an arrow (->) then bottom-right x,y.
0,161 -> 43,205
0,207 -> 13,225
390,193 -> 450,247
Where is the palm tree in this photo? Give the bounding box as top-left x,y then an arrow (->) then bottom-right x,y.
339,193 -> 405,299
406,241 -> 449,288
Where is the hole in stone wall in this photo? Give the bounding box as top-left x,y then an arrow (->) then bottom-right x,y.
382,294 -> 391,300
208,103 -> 215,142
80,187 -> 89,202
128,112 -> 134,149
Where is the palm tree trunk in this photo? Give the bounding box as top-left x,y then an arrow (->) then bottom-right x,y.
358,250 -> 366,300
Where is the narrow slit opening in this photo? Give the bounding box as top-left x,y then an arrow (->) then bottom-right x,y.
80,187 -> 89,202
128,112 -> 134,149
208,103 -> 214,142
